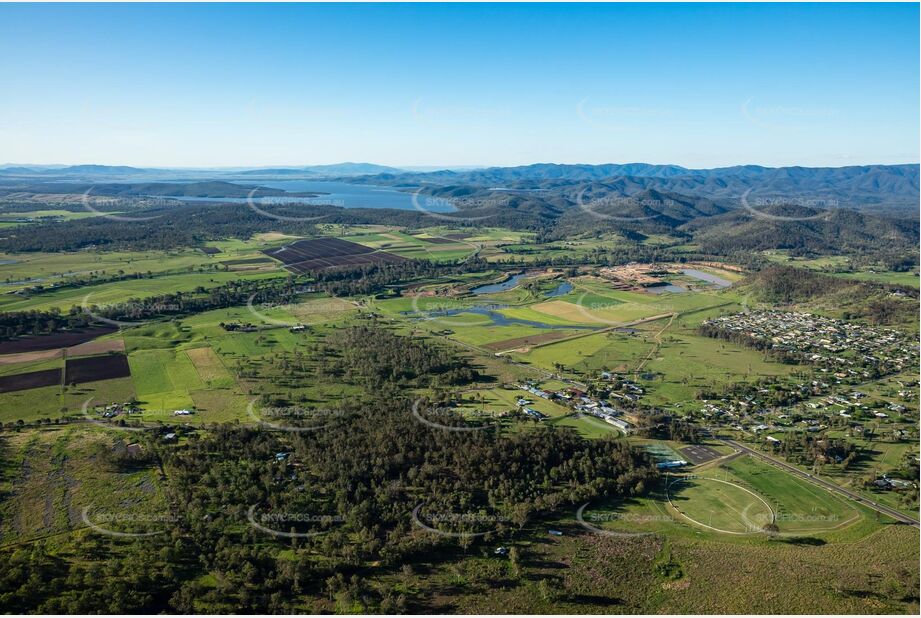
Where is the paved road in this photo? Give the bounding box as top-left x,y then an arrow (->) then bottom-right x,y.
720,438 -> 920,528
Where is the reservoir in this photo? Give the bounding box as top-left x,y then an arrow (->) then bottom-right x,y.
681,268 -> 733,288
162,181 -> 456,212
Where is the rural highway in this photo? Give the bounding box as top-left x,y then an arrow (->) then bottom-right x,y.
720,438 -> 920,528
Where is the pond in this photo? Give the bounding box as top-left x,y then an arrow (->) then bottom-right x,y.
681,268 -> 733,288
545,281 -> 573,297
645,283 -> 687,294
411,305 -> 597,330
470,273 -> 528,295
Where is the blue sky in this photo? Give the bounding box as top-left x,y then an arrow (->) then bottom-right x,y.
0,2 -> 917,168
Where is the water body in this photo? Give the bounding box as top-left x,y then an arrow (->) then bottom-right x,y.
470,273 -> 529,295
162,181 -> 455,212
681,268 -> 733,288
545,281 -> 573,297
417,305 -> 597,330
645,283 -> 687,294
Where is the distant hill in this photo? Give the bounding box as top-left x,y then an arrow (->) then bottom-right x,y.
234,162 -> 403,177
354,163 -> 921,208
19,181 -> 296,198
58,164 -> 149,175
681,203 -> 919,255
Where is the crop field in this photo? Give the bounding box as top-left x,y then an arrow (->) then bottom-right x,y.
185,346 -> 235,387
64,353 -> 131,384
284,296 -> 358,323
264,237 -> 407,272
0,367 -> 61,393
128,348 -> 203,413
0,348 -> 62,366
0,325 -> 117,354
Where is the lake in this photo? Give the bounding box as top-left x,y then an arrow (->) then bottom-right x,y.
164,180 -> 455,212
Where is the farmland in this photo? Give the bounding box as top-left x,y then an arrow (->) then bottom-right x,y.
0,223 -> 917,614
264,237 -> 407,272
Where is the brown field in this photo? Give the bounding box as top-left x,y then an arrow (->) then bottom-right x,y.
64,354 -> 131,384
0,326 -> 117,355
0,348 -> 62,366
186,346 -> 230,383
253,231 -> 303,242
413,235 -> 456,244
483,330 -> 581,352
529,299 -> 611,323
0,368 -> 61,393
66,337 -> 126,357
263,237 -> 408,273
286,297 -> 356,322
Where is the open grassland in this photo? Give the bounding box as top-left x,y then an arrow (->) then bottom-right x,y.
185,346 -> 235,387
833,270 -> 921,288
580,453 -> 871,541
128,348 -> 202,413
550,412 -> 623,438
0,249 -> 216,284
437,509 -> 916,614
723,456 -> 862,534
0,426 -> 165,546
285,296 -> 358,323
0,385 -> 64,423
638,331 -> 797,404
0,269 -> 284,313
666,475 -> 774,534
511,329 -> 652,372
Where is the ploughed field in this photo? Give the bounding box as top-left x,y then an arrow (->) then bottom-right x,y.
263,237 -> 407,273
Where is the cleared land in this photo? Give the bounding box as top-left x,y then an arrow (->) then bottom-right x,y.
0,348 -> 62,366
0,367 -> 61,393
0,326 -> 116,354
64,353 -> 131,384
264,237 -> 407,273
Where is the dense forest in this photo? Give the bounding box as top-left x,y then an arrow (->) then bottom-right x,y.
0,325 -> 658,613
